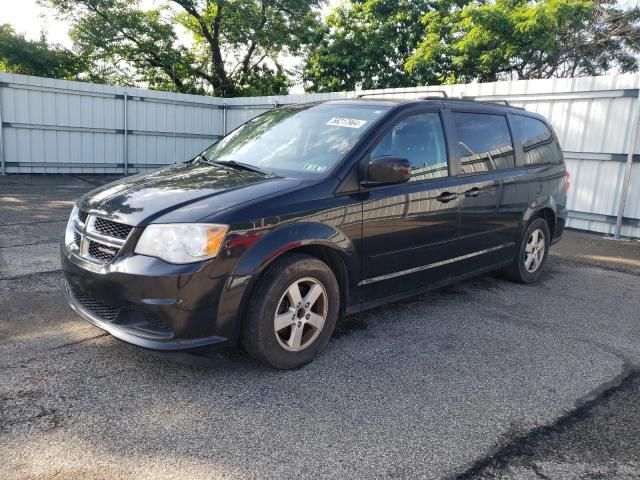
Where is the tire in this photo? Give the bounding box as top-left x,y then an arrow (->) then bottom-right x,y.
503,217 -> 550,284
242,253 -> 340,369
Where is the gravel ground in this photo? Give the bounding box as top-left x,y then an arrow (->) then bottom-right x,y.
1,175 -> 639,480
458,371 -> 640,479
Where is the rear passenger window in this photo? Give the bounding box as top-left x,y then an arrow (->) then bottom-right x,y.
371,112 -> 448,181
452,112 -> 514,173
512,115 -> 562,165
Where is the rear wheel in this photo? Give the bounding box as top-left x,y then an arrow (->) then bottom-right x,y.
503,217 -> 550,284
242,253 -> 339,369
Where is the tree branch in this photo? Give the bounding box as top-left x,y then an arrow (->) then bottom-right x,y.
239,0 -> 268,83
84,3 -> 189,90
170,0 -> 228,93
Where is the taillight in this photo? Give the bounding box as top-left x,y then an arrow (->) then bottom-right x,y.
563,171 -> 570,193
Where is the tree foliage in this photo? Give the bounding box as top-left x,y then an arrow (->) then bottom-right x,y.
0,24 -> 85,79
303,0 -> 440,92
406,0 -> 640,83
306,0 -> 640,91
3,0 -> 640,94
46,0 -> 322,96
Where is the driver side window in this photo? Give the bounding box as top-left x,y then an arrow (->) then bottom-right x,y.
371,112 -> 448,181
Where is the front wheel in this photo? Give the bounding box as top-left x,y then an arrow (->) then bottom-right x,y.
242,253 -> 339,369
503,217 -> 550,284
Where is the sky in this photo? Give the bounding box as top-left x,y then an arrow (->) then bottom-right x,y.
0,0 -> 72,46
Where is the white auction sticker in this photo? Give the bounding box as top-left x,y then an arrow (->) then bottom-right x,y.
304,164 -> 328,172
326,117 -> 367,129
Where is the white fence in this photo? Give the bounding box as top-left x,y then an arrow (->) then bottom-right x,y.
0,73 -> 224,174
0,72 -> 638,238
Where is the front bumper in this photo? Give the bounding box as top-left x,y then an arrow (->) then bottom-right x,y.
61,241 -> 234,351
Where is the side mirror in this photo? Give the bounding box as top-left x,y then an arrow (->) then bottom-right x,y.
363,156 -> 411,185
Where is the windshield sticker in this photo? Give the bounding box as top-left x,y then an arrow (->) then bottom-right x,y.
326,117 -> 367,129
304,164 -> 328,172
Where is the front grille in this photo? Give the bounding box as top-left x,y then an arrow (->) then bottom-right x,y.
147,315 -> 172,334
73,213 -> 133,265
68,287 -> 174,339
88,240 -> 118,262
135,312 -> 173,335
94,217 -> 133,240
71,288 -> 118,321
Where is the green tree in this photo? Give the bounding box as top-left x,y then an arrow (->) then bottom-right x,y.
303,0 -> 440,92
46,0 -> 323,96
407,0 -> 640,83
305,0 -> 640,92
0,24 -> 85,79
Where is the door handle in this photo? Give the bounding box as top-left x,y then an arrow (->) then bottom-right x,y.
436,191 -> 458,203
465,187 -> 481,197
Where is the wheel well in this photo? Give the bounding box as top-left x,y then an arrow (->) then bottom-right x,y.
284,245 -> 349,315
252,245 -> 349,317
534,207 -> 556,239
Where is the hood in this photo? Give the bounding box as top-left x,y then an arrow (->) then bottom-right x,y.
79,162 -> 303,226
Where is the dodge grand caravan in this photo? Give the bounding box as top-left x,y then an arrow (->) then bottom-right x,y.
62,96 -> 569,369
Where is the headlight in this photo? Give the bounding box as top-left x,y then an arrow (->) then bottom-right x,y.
134,224 -> 229,264
64,205 -> 79,247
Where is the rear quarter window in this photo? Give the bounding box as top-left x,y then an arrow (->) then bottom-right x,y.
511,115 -> 562,165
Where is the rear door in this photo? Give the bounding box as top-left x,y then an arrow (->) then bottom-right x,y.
360,108 -> 465,303
447,109 -> 522,268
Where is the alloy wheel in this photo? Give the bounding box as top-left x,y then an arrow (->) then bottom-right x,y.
274,277 -> 328,352
524,228 -> 546,273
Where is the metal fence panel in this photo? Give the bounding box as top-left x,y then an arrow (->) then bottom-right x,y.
0,72 -> 638,238
0,73 -> 223,174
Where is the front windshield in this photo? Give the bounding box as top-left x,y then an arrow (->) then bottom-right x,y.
201,103 -> 390,176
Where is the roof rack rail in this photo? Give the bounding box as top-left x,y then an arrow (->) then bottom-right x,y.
461,96 -> 510,106
420,94 -> 450,100
357,89 -> 448,99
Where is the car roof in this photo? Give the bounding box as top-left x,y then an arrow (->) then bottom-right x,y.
322,96 -> 547,122
326,97 -> 519,109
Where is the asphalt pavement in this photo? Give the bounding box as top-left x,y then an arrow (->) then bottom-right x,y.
1,175 -> 639,480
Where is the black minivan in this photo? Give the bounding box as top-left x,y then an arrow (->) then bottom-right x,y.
62,96 -> 569,369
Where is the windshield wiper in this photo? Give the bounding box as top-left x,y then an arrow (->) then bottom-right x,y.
195,155 -> 270,175
217,160 -> 271,175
